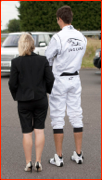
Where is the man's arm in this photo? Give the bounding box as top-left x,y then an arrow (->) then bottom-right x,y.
45,36 -> 60,66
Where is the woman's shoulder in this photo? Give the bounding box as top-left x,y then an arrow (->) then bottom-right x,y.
32,52 -> 47,61
12,53 -> 47,65
11,56 -> 21,63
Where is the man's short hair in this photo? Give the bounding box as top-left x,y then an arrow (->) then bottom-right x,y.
18,33 -> 35,56
56,5 -> 73,24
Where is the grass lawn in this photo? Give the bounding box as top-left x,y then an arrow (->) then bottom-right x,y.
82,37 -> 101,68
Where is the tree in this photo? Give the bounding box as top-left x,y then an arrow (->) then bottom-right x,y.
7,19 -> 20,32
17,1 -> 101,31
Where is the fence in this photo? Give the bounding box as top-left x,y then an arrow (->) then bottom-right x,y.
1,31 -> 101,38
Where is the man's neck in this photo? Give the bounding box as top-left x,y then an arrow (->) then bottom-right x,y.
61,23 -> 71,29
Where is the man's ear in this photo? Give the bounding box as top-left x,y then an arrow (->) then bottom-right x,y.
58,17 -> 61,21
59,17 -> 63,22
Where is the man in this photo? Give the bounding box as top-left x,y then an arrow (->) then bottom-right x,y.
45,5 -> 87,166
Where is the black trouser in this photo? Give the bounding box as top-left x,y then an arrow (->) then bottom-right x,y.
18,96 -> 48,133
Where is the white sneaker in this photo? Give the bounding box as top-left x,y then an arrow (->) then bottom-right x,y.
49,154 -> 64,167
71,151 -> 84,164
24,161 -> 33,172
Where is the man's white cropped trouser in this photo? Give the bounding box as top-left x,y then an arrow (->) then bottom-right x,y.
49,75 -> 83,129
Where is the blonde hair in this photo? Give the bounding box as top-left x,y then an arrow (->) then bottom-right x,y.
18,33 -> 35,56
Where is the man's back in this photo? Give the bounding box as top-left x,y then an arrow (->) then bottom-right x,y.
52,25 -> 87,75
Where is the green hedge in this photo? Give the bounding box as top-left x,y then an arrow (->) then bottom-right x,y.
17,1 -> 101,31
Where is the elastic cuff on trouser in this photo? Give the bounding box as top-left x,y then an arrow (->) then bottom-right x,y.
53,129 -> 63,134
73,127 -> 83,133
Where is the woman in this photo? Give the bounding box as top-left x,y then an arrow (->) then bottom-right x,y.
8,33 -> 54,172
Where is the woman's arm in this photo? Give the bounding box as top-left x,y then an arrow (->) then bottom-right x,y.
8,60 -> 18,100
44,59 -> 55,94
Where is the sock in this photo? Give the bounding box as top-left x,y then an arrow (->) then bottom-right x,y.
77,152 -> 82,157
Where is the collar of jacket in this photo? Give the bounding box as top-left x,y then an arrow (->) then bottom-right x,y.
25,52 -> 37,57
62,25 -> 74,30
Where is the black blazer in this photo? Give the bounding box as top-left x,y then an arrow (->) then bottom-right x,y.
8,52 -> 54,101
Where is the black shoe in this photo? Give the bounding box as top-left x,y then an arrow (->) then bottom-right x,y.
34,162 -> 42,172
24,161 -> 33,172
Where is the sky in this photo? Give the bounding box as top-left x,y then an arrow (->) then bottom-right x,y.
1,1 -> 20,30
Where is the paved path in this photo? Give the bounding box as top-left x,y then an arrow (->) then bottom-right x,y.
1,69 -> 101,179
